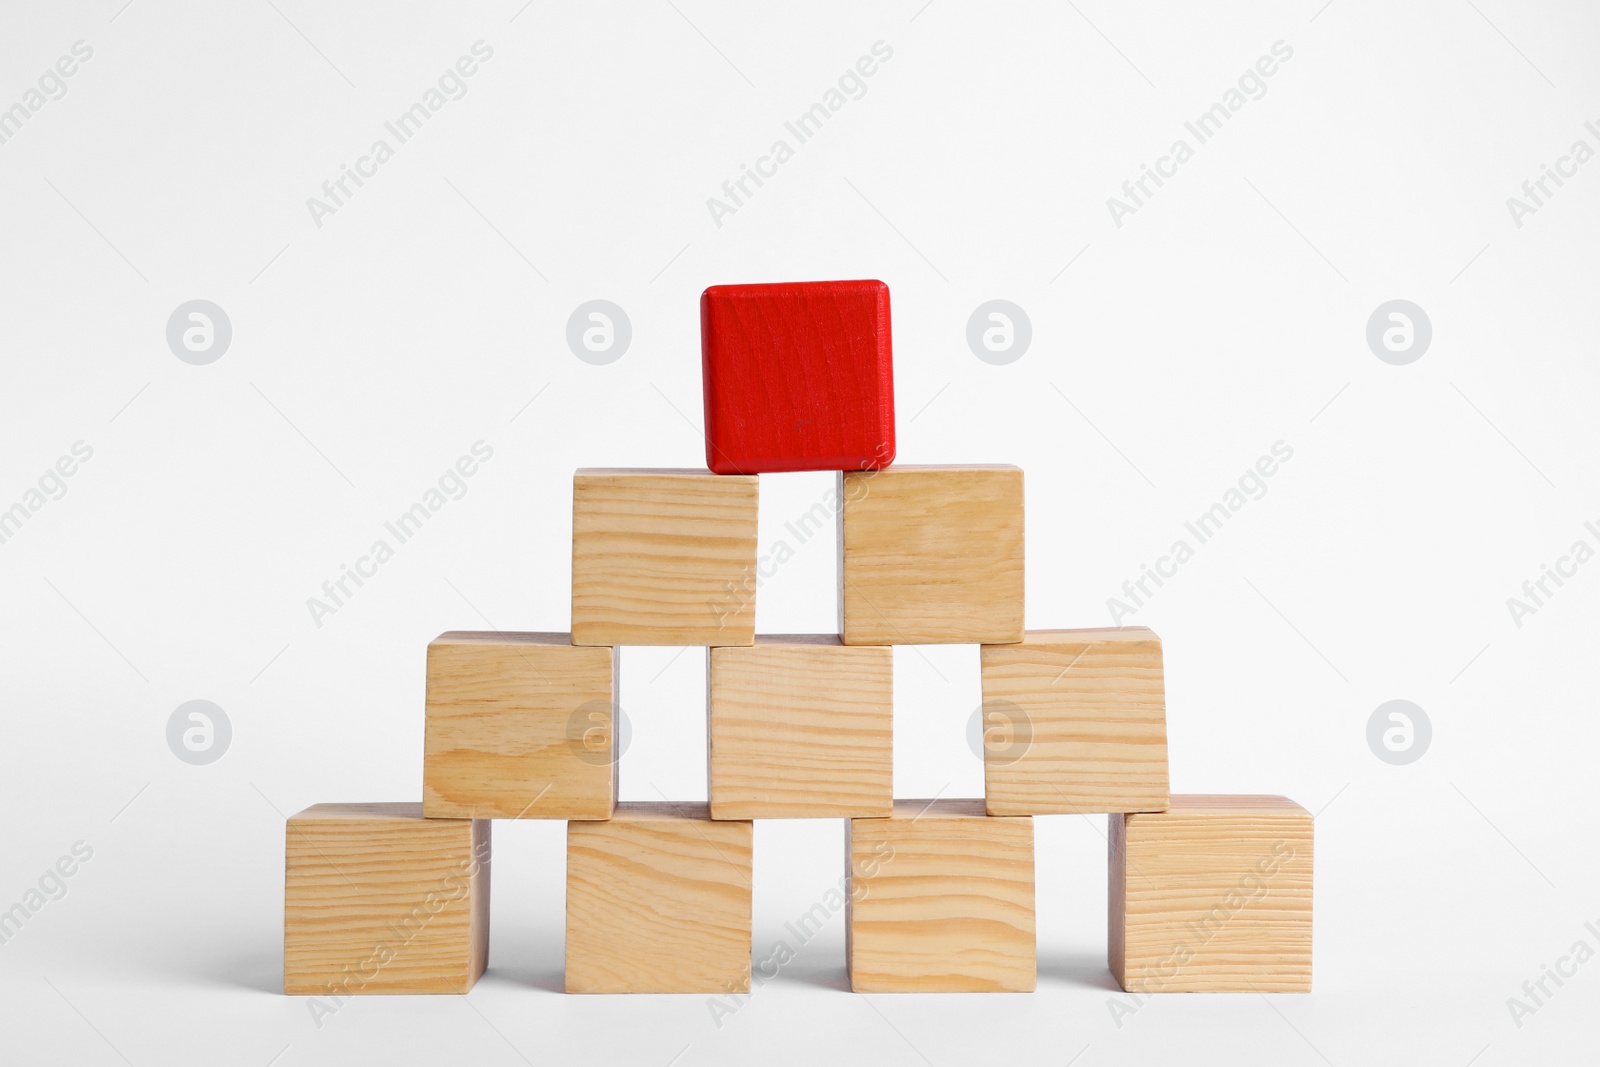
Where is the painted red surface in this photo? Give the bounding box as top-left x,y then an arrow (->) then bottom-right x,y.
699,279 -> 896,475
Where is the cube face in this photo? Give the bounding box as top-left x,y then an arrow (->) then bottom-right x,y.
708,635 -> 892,819
1111,795 -> 1313,993
847,800 -> 1035,992
700,279 -> 895,475
565,803 -> 753,993
284,803 -> 489,995
571,469 -> 759,646
424,632 -> 617,820
840,465 -> 1024,645
980,628 -> 1169,815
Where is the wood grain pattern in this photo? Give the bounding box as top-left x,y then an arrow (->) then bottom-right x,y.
840,465 -> 1024,645
700,280 -> 895,475
847,799 -> 1035,992
980,627 -> 1169,815
708,635 -> 892,819
1110,795 -> 1312,993
565,802 -> 753,993
571,469 -> 759,646
284,803 -> 489,995
424,632 -> 617,820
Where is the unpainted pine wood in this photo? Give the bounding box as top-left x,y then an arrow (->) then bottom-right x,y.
980,626 -> 1169,815
565,802 -> 753,993
424,632 -> 617,820
284,803 -> 489,995
840,465 -> 1023,645
847,799 -> 1035,992
699,279 -> 895,475
571,469 -> 759,646
708,635 -> 892,819
1110,795 -> 1312,993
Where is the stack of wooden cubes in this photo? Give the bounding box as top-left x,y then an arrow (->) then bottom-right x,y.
282,280 -> 1313,998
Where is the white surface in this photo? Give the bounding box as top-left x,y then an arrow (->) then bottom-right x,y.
2,1 -> 1597,1064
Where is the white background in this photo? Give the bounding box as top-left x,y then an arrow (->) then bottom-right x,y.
2,1 -> 1597,1064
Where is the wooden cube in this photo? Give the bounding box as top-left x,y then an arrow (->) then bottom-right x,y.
284,803 -> 489,995
847,799 -> 1035,992
1111,795 -> 1313,993
708,635 -> 892,819
840,465 -> 1023,645
565,802 -> 752,993
980,627 -> 1169,816
571,468 -> 759,646
700,279 -> 895,475
424,632 -> 617,820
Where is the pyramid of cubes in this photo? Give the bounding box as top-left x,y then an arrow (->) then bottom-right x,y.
282,280 -> 1314,998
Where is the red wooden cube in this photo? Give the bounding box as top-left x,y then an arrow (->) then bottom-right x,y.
700,280 -> 896,475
